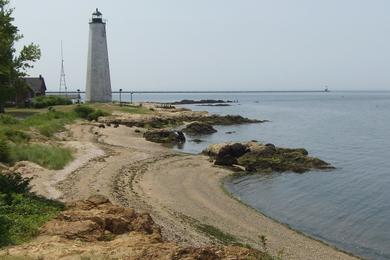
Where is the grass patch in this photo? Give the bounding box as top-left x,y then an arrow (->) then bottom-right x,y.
9,144 -> 73,170
31,96 -> 72,109
21,110 -> 77,137
118,105 -> 151,114
0,115 -> 19,124
195,223 -> 238,244
0,172 -> 64,248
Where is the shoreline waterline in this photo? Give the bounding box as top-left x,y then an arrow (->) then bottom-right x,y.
220,174 -> 360,259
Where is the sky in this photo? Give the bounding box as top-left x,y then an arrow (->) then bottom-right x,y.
11,0 -> 390,91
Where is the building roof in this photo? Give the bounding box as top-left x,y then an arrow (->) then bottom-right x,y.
23,75 -> 47,94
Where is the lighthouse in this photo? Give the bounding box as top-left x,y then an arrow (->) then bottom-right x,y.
85,9 -> 112,102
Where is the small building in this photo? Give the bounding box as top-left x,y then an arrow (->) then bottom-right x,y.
23,75 -> 47,97
15,75 -> 47,105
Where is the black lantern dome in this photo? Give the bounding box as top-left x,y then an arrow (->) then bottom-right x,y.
91,8 -> 104,23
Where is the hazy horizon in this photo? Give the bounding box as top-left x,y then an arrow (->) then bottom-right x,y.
12,0 -> 390,91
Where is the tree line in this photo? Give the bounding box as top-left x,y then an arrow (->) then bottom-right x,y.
0,0 -> 41,113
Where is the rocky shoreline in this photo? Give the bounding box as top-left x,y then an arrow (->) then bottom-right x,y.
0,103 -> 356,260
204,141 -> 334,174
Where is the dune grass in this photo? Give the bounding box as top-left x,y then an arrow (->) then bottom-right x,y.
0,103 -> 149,168
9,144 -> 74,170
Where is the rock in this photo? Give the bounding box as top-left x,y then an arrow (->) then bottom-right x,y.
213,143 -> 247,166
191,139 -> 204,143
43,219 -> 104,242
170,99 -> 228,105
215,154 -> 237,166
237,146 -> 333,173
202,143 -> 228,157
182,122 -> 217,135
205,141 -> 334,174
98,124 -> 105,128
230,143 -> 248,157
143,130 -> 185,144
41,196 -> 160,242
87,194 -> 110,205
200,115 -> 265,125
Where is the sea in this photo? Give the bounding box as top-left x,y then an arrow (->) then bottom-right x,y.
116,91 -> 390,259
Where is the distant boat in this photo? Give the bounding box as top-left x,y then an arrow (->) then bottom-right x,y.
324,86 -> 330,92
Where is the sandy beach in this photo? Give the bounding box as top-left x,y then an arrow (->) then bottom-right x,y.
28,119 -> 357,260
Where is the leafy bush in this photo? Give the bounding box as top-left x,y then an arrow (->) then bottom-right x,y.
74,105 -> 95,119
0,172 -> 31,194
0,171 -> 63,247
10,144 -> 73,170
87,109 -> 108,121
31,96 -> 72,108
0,192 -> 64,247
0,115 -> 18,124
74,105 -> 109,121
0,139 -> 11,163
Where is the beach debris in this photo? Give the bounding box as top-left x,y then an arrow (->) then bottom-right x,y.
182,122 -> 217,135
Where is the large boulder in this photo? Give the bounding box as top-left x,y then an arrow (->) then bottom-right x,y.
204,141 -> 334,173
237,146 -> 333,173
143,130 -> 185,144
40,195 -> 161,242
182,122 -> 217,135
213,143 -> 248,166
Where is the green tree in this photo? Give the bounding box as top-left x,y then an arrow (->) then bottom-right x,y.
0,0 -> 41,113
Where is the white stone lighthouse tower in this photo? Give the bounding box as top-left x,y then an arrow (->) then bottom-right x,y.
85,9 -> 112,102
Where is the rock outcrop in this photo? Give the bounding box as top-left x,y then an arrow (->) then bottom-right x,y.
102,111 -> 265,130
170,99 -> 231,105
182,122 -> 217,135
144,129 -> 186,144
1,196 -> 270,259
204,142 -> 334,173
40,195 -> 161,242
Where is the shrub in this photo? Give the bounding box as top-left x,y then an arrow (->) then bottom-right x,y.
0,139 -> 11,163
31,96 -> 72,108
0,172 -> 31,194
10,144 -> 74,170
87,109 -> 108,121
74,105 -> 95,119
74,105 -> 109,121
0,193 -> 64,247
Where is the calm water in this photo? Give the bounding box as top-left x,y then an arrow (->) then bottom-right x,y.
122,91 -> 390,259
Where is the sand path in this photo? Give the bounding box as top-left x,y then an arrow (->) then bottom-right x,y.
56,123 -> 357,260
